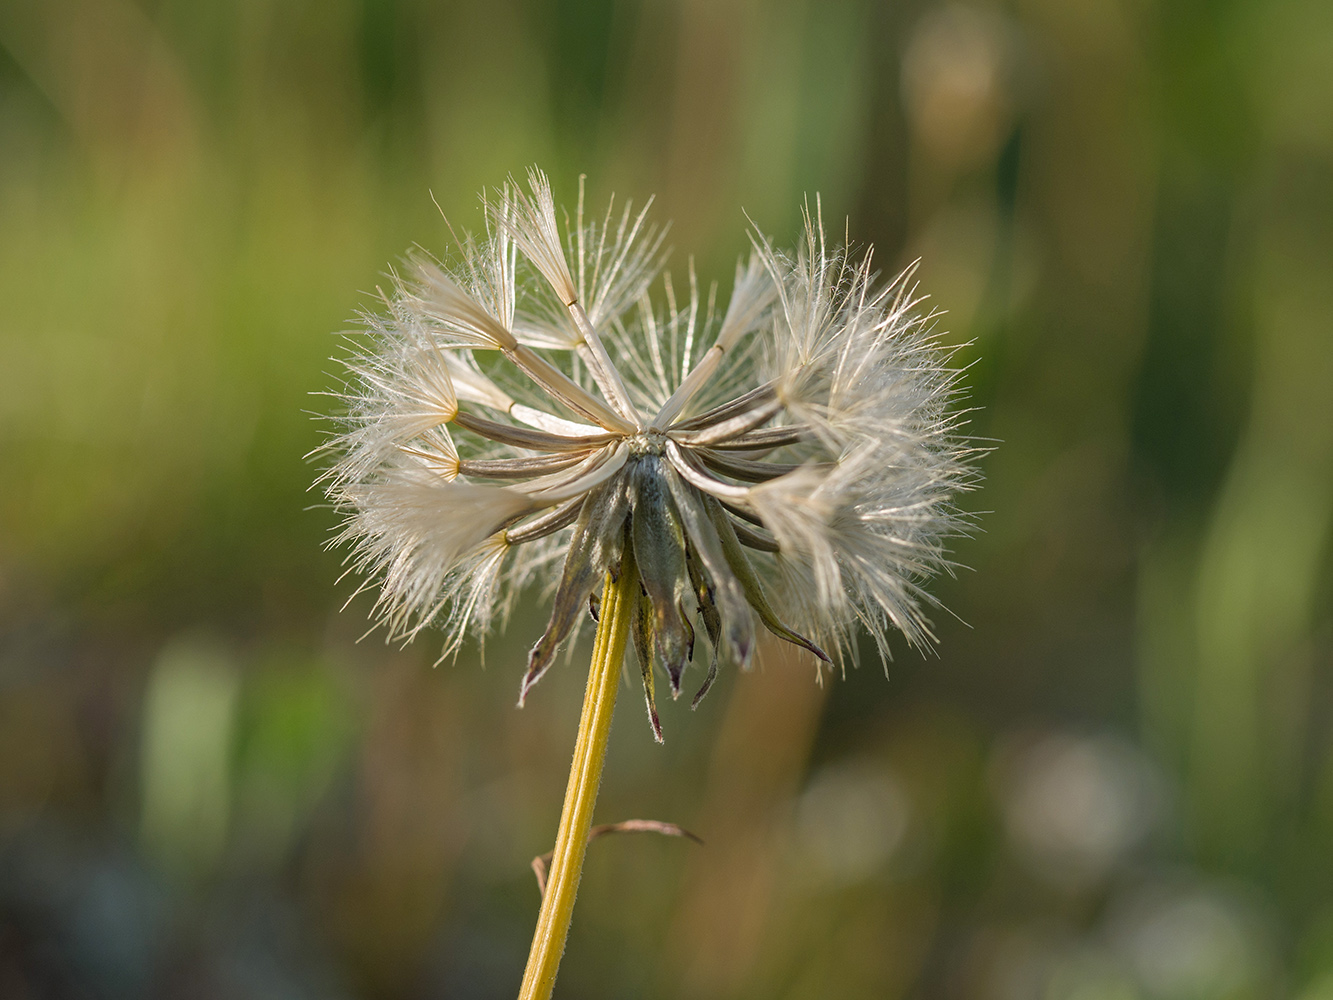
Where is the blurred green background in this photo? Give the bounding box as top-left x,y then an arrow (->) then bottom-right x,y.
2,0 -> 1331,997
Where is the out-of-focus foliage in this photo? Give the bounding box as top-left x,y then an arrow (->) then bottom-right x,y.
1,0 -> 1331,997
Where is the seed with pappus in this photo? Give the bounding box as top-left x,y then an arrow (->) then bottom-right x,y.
320,169 -> 977,741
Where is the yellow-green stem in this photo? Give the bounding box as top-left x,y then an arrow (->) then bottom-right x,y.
518,546 -> 636,1000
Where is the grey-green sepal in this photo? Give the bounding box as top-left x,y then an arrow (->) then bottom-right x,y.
664,466 -> 755,673
630,582 -> 664,743
703,495 -> 830,664
630,457 -> 694,696
685,555 -> 719,707
520,477 -> 628,705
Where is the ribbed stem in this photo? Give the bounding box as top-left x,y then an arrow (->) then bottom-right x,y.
517,545 -> 636,1000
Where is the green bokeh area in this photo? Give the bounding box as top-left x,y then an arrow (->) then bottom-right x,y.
2,0 -> 1332,997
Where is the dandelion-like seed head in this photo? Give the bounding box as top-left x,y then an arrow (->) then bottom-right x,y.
320,168 -> 977,741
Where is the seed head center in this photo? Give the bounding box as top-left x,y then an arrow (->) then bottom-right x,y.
628,430 -> 667,456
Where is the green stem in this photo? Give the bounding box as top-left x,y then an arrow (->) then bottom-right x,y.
518,545 -> 636,999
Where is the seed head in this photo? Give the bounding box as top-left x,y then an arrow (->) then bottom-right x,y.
320,169 -> 977,741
